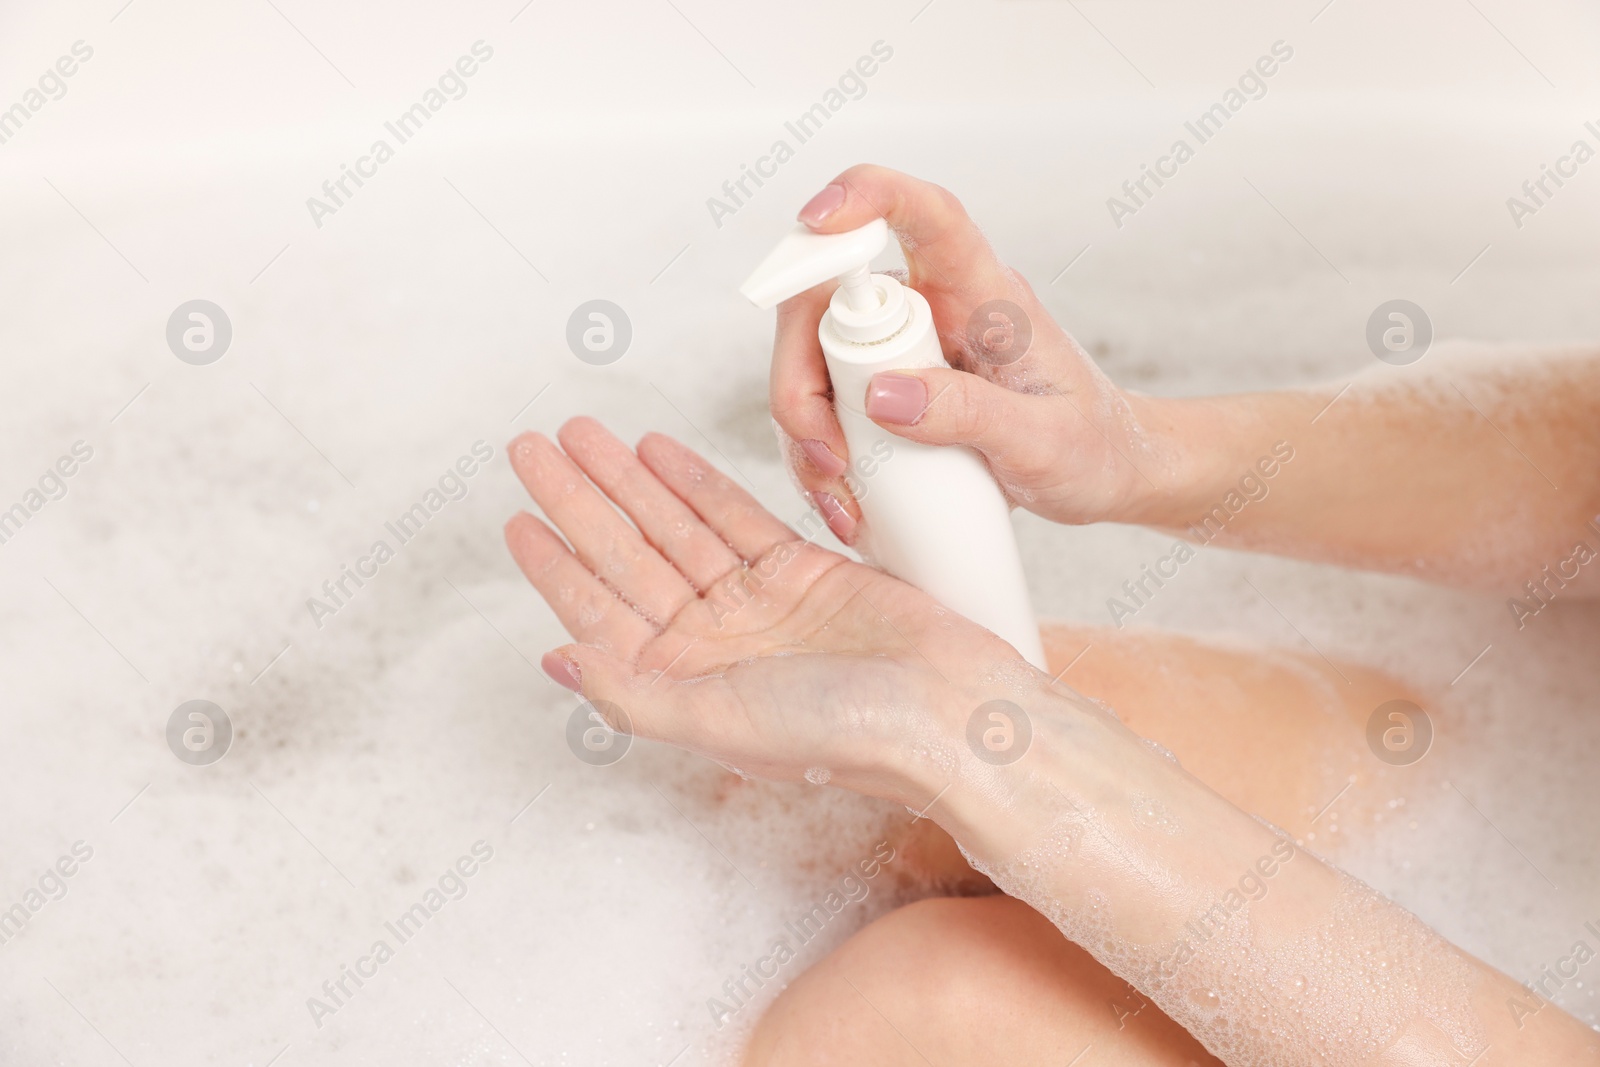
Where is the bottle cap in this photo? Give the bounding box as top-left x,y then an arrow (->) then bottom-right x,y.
739,219 -> 890,311
741,219 -> 913,344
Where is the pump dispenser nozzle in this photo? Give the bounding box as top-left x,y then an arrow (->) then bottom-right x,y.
834,264 -> 878,313
739,218 -> 890,310
741,218 -> 916,348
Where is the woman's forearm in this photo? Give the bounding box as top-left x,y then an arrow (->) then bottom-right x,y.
920,680 -> 1599,1065
1123,344 -> 1600,593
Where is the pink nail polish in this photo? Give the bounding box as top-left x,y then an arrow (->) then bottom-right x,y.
541,651 -> 582,693
811,491 -> 857,542
799,438 -> 847,477
865,373 -> 927,426
798,183 -> 846,227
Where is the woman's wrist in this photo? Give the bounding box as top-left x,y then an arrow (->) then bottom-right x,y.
1111,391 -> 1305,531
903,678 -> 1123,864
1092,391 -> 1208,529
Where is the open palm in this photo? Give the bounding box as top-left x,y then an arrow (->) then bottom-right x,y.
505,418 -> 1024,801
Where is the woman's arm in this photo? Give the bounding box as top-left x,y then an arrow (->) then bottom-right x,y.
924,677 -> 1600,1065
507,420 -> 1598,1066
775,165 -> 1600,594
1125,344 -> 1600,593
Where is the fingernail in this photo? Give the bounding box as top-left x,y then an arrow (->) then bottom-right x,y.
865,373 -> 927,426
798,183 -> 846,227
799,438 -> 847,477
811,491 -> 857,542
541,651 -> 582,693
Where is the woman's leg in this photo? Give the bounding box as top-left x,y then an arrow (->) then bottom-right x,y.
746,622 -> 1427,1065
745,895 -> 1222,1066
1044,624 -> 1410,841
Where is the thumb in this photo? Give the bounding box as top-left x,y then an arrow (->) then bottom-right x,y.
798,164 -> 1014,302
542,644 -> 664,743
863,368 -> 1056,463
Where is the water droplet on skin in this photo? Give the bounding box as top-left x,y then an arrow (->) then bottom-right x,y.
1141,737 -> 1180,764
1130,794 -> 1181,834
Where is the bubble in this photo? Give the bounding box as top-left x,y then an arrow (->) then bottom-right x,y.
804,767 -> 831,785
1131,794 -> 1182,835
1141,737 -> 1181,764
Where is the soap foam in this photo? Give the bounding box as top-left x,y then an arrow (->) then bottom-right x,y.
9,113 -> 1598,1067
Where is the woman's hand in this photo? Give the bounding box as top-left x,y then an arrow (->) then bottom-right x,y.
770,164 -> 1177,543
504,417 -> 1029,804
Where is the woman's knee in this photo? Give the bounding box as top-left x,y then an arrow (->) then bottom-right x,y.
745,894 -> 1217,1066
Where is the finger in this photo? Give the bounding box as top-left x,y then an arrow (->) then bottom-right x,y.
555,416 -> 742,592
508,431 -> 697,625
504,513 -> 658,658
864,367 -> 1062,475
796,164 -> 1016,309
771,284 -> 850,481
635,432 -> 795,562
775,431 -> 861,546
769,284 -> 865,543
542,643 -> 692,749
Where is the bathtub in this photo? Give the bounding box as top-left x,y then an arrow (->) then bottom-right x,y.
0,0 -> 1597,1062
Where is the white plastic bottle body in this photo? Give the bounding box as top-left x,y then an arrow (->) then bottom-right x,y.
821,281 -> 1048,670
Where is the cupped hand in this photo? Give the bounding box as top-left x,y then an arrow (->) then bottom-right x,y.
772,163 -> 1173,542
504,417 -> 1028,804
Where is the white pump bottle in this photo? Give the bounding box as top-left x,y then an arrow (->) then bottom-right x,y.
741,218 -> 1047,670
